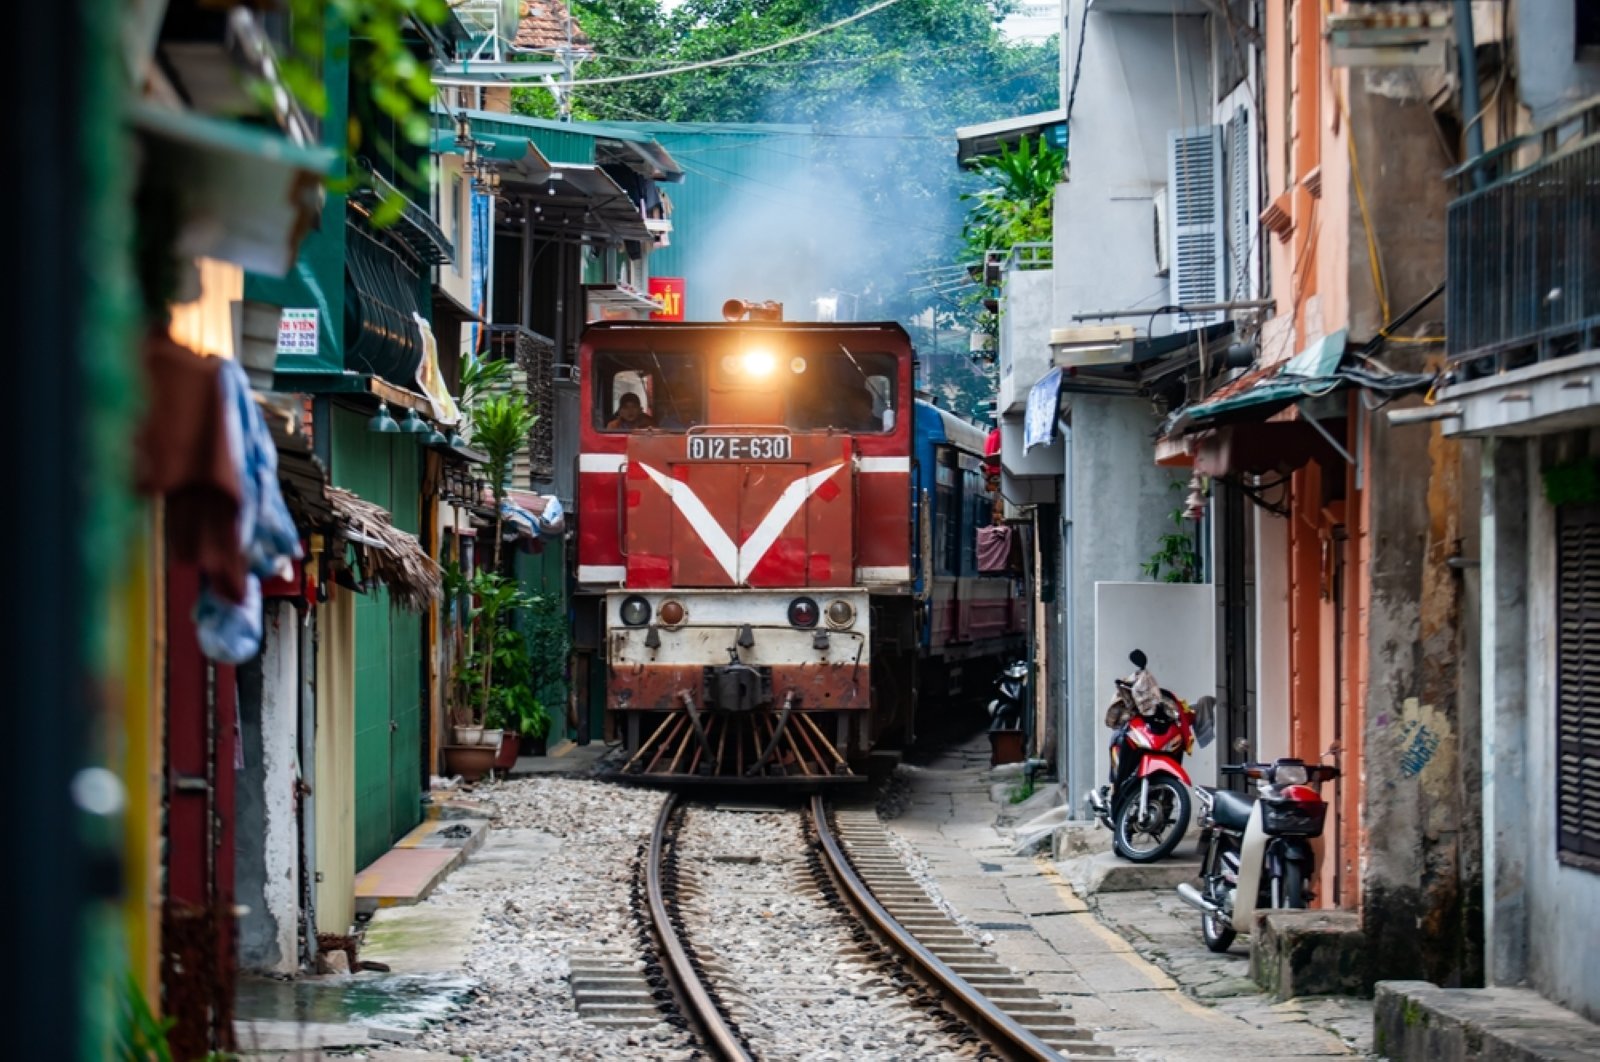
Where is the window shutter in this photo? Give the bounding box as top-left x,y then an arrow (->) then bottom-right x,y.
1167,125 -> 1225,329
1558,503 -> 1600,867
1226,107 -> 1252,300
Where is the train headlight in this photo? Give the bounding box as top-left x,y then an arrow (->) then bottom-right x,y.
825,599 -> 855,629
658,599 -> 687,628
620,595 -> 652,627
787,596 -> 819,628
742,349 -> 777,377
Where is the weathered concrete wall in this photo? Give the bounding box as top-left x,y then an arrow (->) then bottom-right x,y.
1342,71 -> 1453,342
998,265 -> 1057,415
236,603 -> 302,973
1478,431 -> 1600,1021
1518,433 -> 1600,1021
1343,64 -> 1478,986
1063,396 -> 1193,813
1363,401 -> 1481,988
1480,436 -> 1530,987
1516,4 -> 1600,124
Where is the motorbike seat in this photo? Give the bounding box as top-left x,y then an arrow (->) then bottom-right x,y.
1211,788 -> 1254,831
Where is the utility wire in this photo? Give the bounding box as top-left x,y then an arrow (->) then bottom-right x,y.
547,0 -> 909,88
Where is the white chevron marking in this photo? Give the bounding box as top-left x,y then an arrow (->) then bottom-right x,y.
637,461 -> 846,584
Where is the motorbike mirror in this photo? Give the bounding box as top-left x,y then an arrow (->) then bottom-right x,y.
1232,736 -> 1251,754
1129,649 -> 1148,669
1193,695 -> 1216,748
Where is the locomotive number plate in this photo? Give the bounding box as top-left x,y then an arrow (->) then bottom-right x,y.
686,435 -> 792,461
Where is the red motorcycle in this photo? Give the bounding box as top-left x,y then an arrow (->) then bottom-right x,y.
1087,649 -> 1213,863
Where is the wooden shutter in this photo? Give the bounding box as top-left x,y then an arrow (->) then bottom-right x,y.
1167,125 -> 1225,329
1557,502 -> 1600,867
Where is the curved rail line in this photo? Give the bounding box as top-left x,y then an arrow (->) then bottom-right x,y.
646,793 -> 753,1062
809,795 -> 1066,1062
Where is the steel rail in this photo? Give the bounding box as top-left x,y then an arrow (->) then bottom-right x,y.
647,794 -> 753,1062
809,795 -> 1065,1062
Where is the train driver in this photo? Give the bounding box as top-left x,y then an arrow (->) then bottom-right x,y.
843,386 -> 881,432
607,392 -> 656,430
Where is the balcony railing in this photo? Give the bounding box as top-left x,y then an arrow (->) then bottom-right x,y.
486,325 -> 557,483
1447,98 -> 1600,375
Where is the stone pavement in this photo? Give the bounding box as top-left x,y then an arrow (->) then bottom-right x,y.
887,737 -> 1373,1062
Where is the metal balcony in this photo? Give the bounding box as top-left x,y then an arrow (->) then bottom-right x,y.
1447,99 -> 1600,378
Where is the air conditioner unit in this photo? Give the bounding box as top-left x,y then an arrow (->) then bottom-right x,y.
1153,191 -> 1170,277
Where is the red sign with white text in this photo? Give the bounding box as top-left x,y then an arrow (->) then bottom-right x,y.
649,277 -> 685,321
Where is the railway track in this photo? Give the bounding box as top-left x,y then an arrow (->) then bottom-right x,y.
641,793 -> 1112,1061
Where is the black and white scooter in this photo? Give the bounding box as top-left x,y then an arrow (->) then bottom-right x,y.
1176,757 -> 1340,952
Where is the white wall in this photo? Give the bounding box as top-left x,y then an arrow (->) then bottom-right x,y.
1253,505 -> 1290,760
1093,581 -> 1218,792
1054,4 -> 1211,338
260,603 -> 300,972
1064,397 -> 1199,809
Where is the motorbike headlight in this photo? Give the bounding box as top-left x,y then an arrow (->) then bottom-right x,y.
620,595 -> 652,627
1272,763 -> 1309,785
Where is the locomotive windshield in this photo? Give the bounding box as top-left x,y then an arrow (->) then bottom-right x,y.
594,347 -> 897,433
595,351 -> 704,431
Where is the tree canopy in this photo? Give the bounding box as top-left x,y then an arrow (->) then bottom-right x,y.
540,1 -> 1056,311
523,1 -> 1056,424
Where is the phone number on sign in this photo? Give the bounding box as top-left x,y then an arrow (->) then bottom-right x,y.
686,435 -> 792,461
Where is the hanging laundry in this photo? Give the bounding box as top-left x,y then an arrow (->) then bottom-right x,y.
136,327 -> 248,602
414,312 -> 461,426
194,357 -> 304,663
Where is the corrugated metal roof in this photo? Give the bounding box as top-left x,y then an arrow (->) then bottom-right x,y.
451,109 -> 682,180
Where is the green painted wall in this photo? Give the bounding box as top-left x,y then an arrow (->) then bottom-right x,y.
331,405 -> 424,869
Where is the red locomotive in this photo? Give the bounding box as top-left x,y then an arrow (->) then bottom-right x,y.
574,302 -> 1022,784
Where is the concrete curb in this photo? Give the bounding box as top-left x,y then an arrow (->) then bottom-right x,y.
354,818 -> 490,914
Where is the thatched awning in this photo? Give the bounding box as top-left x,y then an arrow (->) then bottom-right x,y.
328,487 -> 442,611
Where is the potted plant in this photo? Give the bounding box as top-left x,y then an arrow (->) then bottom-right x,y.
517,698 -> 552,758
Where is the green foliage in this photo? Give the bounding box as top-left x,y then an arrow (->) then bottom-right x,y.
460,356 -> 514,412
1142,481 -> 1202,584
960,134 -> 1064,262
1007,774 -> 1037,804
1543,459 -> 1600,506
556,0 -> 1058,322
270,0 -> 450,219
116,973 -> 174,1062
470,392 -> 539,502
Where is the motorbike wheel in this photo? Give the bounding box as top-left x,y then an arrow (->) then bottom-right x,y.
1112,777 -> 1191,863
1202,906 -> 1236,953
1283,863 -> 1307,909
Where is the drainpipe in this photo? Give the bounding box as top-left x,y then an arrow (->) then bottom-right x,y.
1059,426 -> 1077,812
1454,0 -> 1486,188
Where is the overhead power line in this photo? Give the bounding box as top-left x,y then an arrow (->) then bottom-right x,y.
549,0 -> 909,88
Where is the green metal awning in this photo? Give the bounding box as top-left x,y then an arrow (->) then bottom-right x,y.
438,109 -> 684,181
1181,330 -> 1348,423
431,131 -> 553,171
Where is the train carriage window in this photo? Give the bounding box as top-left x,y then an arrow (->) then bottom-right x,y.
936,449 -> 959,574
594,352 -> 702,432
787,350 -> 897,433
